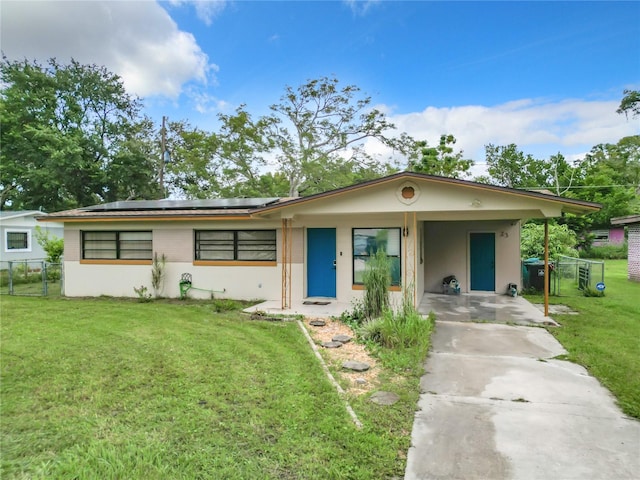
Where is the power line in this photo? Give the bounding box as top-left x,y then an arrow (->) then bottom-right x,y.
527,185 -> 638,189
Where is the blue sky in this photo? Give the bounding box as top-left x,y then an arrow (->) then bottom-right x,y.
2,1 -> 639,169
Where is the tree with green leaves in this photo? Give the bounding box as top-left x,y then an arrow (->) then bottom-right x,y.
166,120 -> 222,199
408,134 -> 473,178
483,144 -> 551,188
216,107 -> 275,197
0,57 -> 158,211
166,107 -> 277,199
571,135 -> 640,227
267,76 -> 405,197
617,89 -> 640,119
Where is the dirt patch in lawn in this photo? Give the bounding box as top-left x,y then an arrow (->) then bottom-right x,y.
304,317 -> 380,396
533,304 -> 579,315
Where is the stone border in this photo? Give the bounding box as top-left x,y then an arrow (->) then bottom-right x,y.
296,320 -> 363,429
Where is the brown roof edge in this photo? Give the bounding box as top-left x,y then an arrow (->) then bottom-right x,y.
611,214 -> 640,225
251,171 -> 602,215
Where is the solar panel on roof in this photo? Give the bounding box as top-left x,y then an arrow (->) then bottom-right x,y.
81,198 -> 281,212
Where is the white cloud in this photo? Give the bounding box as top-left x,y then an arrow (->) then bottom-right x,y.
385,98 -> 639,165
343,0 -> 381,16
169,0 -> 228,26
0,0 -> 216,99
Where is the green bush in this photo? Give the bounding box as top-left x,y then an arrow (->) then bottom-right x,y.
46,266 -> 61,282
8,264 -> 42,285
521,222 -> 578,259
581,243 -> 628,260
35,226 -> 64,263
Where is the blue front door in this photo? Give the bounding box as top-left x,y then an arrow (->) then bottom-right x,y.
470,232 -> 495,291
307,228 -> 336,297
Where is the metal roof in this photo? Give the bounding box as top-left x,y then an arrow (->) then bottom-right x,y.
80,198 -> 281,212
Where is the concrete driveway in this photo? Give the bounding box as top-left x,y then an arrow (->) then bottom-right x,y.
405,321 -> 640,480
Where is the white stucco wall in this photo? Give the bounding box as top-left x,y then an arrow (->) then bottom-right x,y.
63,261 -> 283,300
63,220 -> 285,299
423,220 -> 521,294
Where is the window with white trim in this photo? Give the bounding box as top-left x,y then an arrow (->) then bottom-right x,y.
82,231 -> 152,260
352,228 -> 401,286
195,230 -> 276,261
5,230 -> 31,252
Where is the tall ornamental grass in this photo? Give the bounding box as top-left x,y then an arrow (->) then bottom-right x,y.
363,249 -> 391,319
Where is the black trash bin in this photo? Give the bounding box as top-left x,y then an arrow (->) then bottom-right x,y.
526,262 -> 550,292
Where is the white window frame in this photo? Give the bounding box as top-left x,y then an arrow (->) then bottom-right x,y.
4,229 -> 32,253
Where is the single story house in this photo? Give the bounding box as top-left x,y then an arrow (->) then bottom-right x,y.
611,214 -> 640,282
589,227 -> 626,247
1,211 -> 64,269
39,172 -> 600,308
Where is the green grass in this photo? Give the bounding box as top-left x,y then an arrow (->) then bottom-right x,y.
1,297 -> 425,479
525,259 -> 640,419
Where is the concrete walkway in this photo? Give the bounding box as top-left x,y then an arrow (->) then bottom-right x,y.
418,293 -> 559,326
405,321 -> 640,479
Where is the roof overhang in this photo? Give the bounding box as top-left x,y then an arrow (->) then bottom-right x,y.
611,214 -> 640,226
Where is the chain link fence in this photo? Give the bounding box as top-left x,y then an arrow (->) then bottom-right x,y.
554,255 -> 604,296
3,260 -> 64,296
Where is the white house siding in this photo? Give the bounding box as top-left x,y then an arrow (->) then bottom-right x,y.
628,224 -> 640,282
423,220 -> 521,294
1,213 -> 63,267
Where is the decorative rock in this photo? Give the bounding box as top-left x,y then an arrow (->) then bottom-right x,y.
309,320 -> 326,327
355,378 -> 367,385
321,341 -> 343,348
332,334 -> 352,343
370,391 -> 400,406
342,360 -> 370,372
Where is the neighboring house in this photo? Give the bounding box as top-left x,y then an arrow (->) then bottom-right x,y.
611,215 -> 640,282
0,211 -> 64,269
590,227 -> 626,246
39,172 -> 600,307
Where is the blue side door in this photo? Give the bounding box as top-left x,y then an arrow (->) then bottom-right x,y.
307,228 -> 336,297
470,232 -> 495,291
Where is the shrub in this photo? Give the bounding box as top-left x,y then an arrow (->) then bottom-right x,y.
339,298 -> 366,327
133,286 -> 152,303
8,263 -> 42,285
35,226 -> 64,263
521,222 -> 578,259
581,243 -> 628,260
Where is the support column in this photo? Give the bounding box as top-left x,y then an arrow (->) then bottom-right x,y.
281,218 -> 292,310
544,219 -> 549,317
403,212 -> 418,307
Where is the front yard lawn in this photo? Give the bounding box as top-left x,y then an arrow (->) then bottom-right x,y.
1,297 -> 423,479
525,259 -> 640,419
